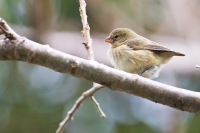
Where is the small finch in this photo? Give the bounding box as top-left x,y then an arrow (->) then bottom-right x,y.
105,28 -> 185,79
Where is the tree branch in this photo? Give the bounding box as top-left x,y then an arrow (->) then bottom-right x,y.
78,0 -> 105,119
56,0 -> 106,131
0,18 -> 20,40
79,0 -> 93,60
0,28 -> 200,115
0,18 -> 200,128
56,83 -> 104,133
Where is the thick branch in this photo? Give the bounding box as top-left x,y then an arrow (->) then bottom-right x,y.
0,38 -> 200,115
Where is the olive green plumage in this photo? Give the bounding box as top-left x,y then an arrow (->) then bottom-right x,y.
105,28 -> 185,79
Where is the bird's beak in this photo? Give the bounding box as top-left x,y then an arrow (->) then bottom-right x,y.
105,37 -> 114,43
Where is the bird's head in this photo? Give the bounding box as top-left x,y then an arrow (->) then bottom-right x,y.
105,28 -> 137,48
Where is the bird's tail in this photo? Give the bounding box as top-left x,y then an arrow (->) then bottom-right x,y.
173,52 -> 185,56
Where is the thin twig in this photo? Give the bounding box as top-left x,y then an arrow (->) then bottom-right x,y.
88,83 -> 106,118
0,18 -> 20,40
79,0 -> 94,60
91,95 -> 106,118
56,0 -> 105,132
78,0 -> 105,118
56,83 -> 104,133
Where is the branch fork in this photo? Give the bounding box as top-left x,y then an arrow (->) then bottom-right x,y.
56,0 -> 105,133
0,18 -> 20,40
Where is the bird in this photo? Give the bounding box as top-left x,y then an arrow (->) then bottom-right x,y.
105,28 -> 185,79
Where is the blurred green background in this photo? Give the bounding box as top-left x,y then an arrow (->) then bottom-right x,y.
0,0 -> 200,133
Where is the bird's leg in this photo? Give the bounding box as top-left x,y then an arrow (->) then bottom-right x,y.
138,66 -> 153,76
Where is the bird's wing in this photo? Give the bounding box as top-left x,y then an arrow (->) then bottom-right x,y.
143,43 -> 171,52
126,39 -> 172,52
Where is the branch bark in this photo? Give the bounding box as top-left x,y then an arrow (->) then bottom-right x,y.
79,0 -> 93,60
0,37 -> 200,115
56,1 -> 106,132
78,0 -> 105,119
56,83 -> 104,133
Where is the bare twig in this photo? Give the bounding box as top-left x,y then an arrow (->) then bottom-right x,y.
79,0 -> 105,118
56,0 -> 105,132
79,0 -> 94,60
91,94 -> 106,118
0,18 -> 20,40
56,83 -> 104,133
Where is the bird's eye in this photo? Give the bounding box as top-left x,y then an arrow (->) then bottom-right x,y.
114,35 -> 119,39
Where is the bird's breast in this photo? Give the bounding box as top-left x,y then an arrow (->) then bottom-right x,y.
107,45 -> 165,78
107,46 -> 145,73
